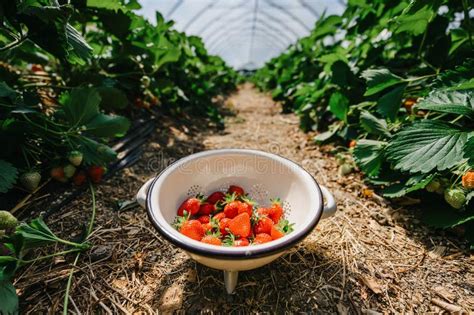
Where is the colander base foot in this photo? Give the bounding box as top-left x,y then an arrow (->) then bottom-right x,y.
224,270 -> 238,294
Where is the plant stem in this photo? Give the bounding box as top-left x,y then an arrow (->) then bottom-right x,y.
62,252 -> 80,315
86,182 -> 96,238
62,182 -> 96,314
19,248 -> 82,264
0,35 -> 28,52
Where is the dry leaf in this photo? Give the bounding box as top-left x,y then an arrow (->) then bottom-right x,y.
360,275 -> 383,294
433,286 -> 455,303
159,283 -> 183,313
431,298 -> 462,313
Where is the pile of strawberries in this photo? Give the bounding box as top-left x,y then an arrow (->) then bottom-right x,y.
173,185 -> 294,246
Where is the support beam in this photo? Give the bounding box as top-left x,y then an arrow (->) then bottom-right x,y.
182,0 -> 221,32
207,26 -> 288,53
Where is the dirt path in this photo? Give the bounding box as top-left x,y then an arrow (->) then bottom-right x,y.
19,84 -> 473,313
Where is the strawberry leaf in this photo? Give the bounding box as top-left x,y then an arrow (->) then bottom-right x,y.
361,68 -> 404,96
359,111 -> 391,138
386,120 -> 469,174
85,114 -> 130,138
415,90 -> 474,119
377,84 -> 407,121
0,160 -> 18,194
394,5 -> 435,36
382,173 -> 434,198
464,137 -> 474,167
0,281 -> 18,315
353,139 -> 387,177
329,92 -> 349,123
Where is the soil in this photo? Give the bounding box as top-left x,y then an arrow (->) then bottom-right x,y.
17,84 -> 474,314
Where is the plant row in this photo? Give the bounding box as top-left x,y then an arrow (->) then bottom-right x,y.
0,0 -> 238,196
253,0 -> 474,245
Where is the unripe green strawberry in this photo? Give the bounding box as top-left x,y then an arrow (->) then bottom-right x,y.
444,188 -> 466,209
20,171 -> 41,191
68,151 -> 83,166
0,211 -> 18,229
335,153 -> 346,166
338,164 -> 352,176
425,179 -> 440,193
63,164 -> 76,178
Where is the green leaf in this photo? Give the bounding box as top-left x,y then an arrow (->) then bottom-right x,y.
329,92 -> 349,122
415,90 -> 474,119
96,87 -> 128,110
0,82 -> 17,98
85,114 -> 130,137
65,24 -> 93,65
71,137 -> 117,166
386,120 -> 469,174
422,204 -> 474,228
361,68 -> 405,96
377,84 -> 407,121
464,137 -> 474,167
0,281 -> 18,315
395,5 -> 435,36
311,15 -> 342,40
86,0 -> 125,11
359,111 -> 391,138
0,160 -> 18,194
382,173 -> 434,198
61,88 -> 101,126
353,140 -> 387,177
16,217 -> 60,250
314,130 -> 337,143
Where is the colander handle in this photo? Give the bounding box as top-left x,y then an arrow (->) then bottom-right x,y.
136,177 -> 155,208
320,185 -> 336,219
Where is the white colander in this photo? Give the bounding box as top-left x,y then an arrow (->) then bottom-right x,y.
136,149 -> 336,293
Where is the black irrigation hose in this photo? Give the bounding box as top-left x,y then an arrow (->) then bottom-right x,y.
43,114 -> 156,219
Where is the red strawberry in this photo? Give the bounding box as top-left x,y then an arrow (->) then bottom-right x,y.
207,191 -> 226,204
237,202 -> 253,216
177,197 -> 202,216
197,215 -> 210,224
73,170 -> 87,186
254,233 -> 272,244
201,235 -> 222,246
202,223 -> 213,233
224,201 -> 241,219
199,203 -> 215,215
268,199 -> 283,224
87,166 -> 105,183
227,212 -> 251,238
254,217 -> 273,234
51,167 -> 67,183
228,185 -> 244,196
270,225 -> 285,240
213,212 -> 226,221
31,64 -> 43,72
219,218 -> 231,236
179,220 -> 204,241
257,207 -> 270,217
234,238 -> 249,247
271,219 -> 294,240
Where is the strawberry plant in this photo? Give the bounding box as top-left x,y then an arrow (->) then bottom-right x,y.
253,0 -> 474,246
0,0 -> 237,196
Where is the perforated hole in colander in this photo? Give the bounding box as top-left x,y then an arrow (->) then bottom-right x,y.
187,185 -> 204,197
282,200 -> 292,217
249,183 -> 269,205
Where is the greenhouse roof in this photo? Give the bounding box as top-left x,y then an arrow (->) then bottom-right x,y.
137,0 -> 346,70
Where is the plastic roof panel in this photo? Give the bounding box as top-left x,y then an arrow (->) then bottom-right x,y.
138,0 -> 346,69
